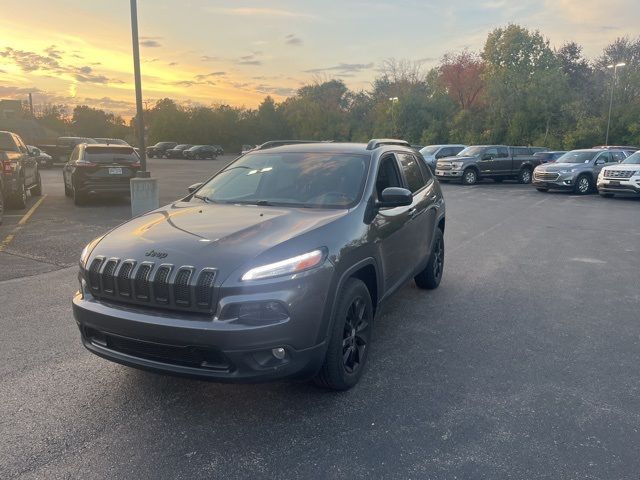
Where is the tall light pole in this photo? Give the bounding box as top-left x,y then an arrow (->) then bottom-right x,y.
605,62 -> 626,146
389,97 -> 399,137
129,0 -> 159,216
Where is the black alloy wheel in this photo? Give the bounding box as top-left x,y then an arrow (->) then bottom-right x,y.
415,228 -> 445,290
314,278 -> 373,390
342,296 -> 370,374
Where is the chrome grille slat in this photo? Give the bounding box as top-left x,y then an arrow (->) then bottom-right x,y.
604,169 -> 635,179
535,171 -> 559,181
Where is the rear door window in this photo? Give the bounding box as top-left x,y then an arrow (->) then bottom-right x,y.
611,151 -> 626,163
415,154 -> 434,183
398,153 -> 426,193
497,147 -> 509,157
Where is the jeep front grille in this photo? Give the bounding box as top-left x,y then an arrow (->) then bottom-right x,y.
84,257 -> 217,313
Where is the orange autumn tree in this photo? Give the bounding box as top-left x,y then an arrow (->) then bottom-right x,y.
439,51 -> 485,110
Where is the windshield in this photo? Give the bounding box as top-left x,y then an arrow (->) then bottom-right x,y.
457,146 -> 487,157
622,151 -> 640,165
556,151 -> 598,163
195,152 -> 370,209
420,146 -> 439,156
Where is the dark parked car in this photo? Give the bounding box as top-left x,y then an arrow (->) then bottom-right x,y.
533,150 -> 567,164
1,131 -> 42,210
73,139 -> 446,390
94,138 -> 130,146
37,136 -> 98,164
146,142 -> 177,158
533,149 -> 629,194
419,144 -> 467,171
27,145 -> 54,168
63,144 -> 140,205
165,144 -> 193,159
435,145 -> 545,185
183,145 -> 218,160
212,144 -> 224,155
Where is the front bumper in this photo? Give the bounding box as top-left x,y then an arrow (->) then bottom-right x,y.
532,171 -> 576,190
435,169 -> 463,179
73,264 -> 334,382
597,177 -> 640,196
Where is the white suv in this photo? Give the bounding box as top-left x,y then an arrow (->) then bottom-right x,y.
597,150 -> 640,197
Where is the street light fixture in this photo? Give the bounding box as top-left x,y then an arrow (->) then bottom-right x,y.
389,97 -> 399,137
605,62 -> 626,146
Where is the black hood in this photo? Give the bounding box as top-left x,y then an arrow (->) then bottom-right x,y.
90,201 -> 347,278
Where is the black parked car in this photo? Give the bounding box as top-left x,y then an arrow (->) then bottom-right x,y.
183,145 -> 218,160
63,144 -> 140,205
27,145 -> 54,168
73,139 -> 446,390
1,131 -> 42,210
146,142 -> 177,158
165,144 -> 193,159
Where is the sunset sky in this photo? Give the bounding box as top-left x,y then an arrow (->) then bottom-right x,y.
1,0 -> 639,118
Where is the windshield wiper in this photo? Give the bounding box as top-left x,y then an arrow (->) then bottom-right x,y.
193,194 -> 210,203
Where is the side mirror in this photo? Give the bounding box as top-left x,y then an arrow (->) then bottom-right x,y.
187,182 -> 203,193
377,187 -> 413,209
481,153 -> 493,160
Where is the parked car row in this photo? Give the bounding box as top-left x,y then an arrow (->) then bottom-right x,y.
146,142 -> 223,159
533,148 -> 640,197
0,131 -> 43,222
433,145 -> 548,185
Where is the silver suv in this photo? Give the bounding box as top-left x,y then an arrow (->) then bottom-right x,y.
533,149 -> 629,194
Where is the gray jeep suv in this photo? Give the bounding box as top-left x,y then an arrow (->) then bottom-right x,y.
73,139 -> 446,390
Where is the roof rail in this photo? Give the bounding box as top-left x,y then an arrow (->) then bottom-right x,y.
366,139 -> 411,150
254,140 -> 332,151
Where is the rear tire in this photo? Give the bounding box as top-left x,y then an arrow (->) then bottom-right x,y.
518,167 -> 533,184
574,174 -> 592,195
73,182 -> 86,206
31,171 -> 42,196
8,180 -> 27,209
461,168 -> 478,185
314,278 -> 373,391
415,228 -> 445,290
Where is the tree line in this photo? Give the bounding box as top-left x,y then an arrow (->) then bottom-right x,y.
35,24 -> 640,151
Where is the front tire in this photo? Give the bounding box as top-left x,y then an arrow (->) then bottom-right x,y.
462,168 -> 478,185
314,278 -> 373,391
574,174 -> 592,195
415,228 -> 444,290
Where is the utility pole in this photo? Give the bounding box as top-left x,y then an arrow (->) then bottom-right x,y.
28,93 -> 34,117
605,62 -> 626,146
129,0 -> 159,216
389,97 -> 399,137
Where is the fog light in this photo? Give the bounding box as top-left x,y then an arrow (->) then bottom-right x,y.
272,347 -> 286,359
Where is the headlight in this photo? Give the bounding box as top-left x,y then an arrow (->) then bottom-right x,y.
79,235 -> 104,267
451,162 -> 464,170
242,249 -> 326,281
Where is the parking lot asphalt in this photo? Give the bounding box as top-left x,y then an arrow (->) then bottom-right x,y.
1,160 -> 640,479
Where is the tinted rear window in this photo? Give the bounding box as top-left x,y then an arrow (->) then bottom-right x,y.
0,132 -> 18,151
85,146 -> 137,163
